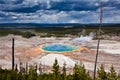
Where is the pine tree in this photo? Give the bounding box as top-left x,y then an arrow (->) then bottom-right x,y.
107,65 -> 117,80
62,62 -> 67,80
28,66 -> 37,80
73,64 -> 79,80
15,64 -> 18,72
73,63 -> 91,80
38,63 -> 43,75
117,73 -> 120,80
19,62 -> 26,75
37,63 -> 43,80
67,74 -> 73,80
17,72 -> 24,80
97,64 -> 107,80
11,70 -> 18,80
25,63 -> 28,74
52,59 -> 60,80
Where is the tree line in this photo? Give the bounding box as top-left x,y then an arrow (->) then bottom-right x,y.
0,59 -> 120,80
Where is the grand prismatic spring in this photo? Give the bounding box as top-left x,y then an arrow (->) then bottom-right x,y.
42,43 -> 78,52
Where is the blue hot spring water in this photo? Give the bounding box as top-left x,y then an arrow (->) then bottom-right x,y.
42,44 -> 77,52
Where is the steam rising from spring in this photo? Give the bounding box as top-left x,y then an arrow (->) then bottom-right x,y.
73,32 -> 95,42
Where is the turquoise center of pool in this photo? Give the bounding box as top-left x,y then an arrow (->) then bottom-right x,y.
42,44 -> 77,52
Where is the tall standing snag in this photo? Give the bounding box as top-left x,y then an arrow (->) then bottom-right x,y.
12,38 -> 15,70
93,3 -> 103,79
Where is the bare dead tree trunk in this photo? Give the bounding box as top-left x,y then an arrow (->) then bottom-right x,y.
12,38 -> 15,70
93,3 -> 103,79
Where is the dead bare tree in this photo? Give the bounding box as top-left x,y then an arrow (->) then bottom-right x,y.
12,38 -> 15,70
93,3 -> 103,79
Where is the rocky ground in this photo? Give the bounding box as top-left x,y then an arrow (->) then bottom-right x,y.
0,34 -> 120,73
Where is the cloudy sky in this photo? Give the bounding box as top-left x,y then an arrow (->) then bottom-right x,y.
0,0 -> 120,24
